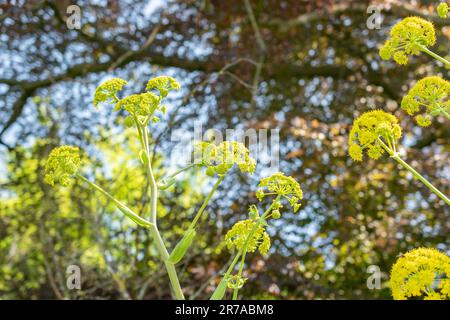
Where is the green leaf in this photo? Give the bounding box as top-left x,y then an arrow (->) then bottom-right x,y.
158,177 -> 176,190
167,228 -> 197,264
210,277 -> 228,300
139,149 -> 149,164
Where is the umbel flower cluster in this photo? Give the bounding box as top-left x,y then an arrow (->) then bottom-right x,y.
348,110 -> 402,161
256,172 -> 303,214
401,76 -> 450,126
194,140 -> 256,176
379,17 -> 436,65
225,219 -> 271,255
44,146 -> 81,187
224,172 -> 303,258
390,248 -> 450,300
94,75 -> 180,125
437,2 -> 449,18
93,78 -> 127,108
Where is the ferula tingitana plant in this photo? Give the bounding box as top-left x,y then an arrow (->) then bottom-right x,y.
390,248 -> 450,300
374,3 -> 450,301
211,172 -> 302,300
348,110 -> 450,205
362,3 -> 450,209
44,75 -> 302,300
379,16 -> 450,67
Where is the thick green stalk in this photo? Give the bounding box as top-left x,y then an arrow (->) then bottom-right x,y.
142,125 -> 158,225
139,123 -> 185,300
419,45 -> 450,67
147,225 -> 185,300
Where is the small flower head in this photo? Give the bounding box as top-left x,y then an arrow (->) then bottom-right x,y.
225,219 -> 271,255
44,146 -> 81,187
93,78 -> 127,108
115,92 -> 161,123
401,76 -> 450,127
256,172 -> 302,213
348,110 -> 402,161
390,248 -> 450,300
437,2 -> 449,18
226,275 -> 248,289
146,76 -> 181,98
194,141 -> 256,176
379,17 -> 436,65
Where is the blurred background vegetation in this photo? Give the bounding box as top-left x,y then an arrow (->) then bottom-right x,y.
0,0 -> 449,299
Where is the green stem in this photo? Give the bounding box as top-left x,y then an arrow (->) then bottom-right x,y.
210,252 -> 241,300
76,173 -> 184,299
442,110 -> 450,121
147,225 -> 185,300
166,164 -> 197,180
141,125 -> 158,225
391,155 -> 450,206
419,45 -> 450,67
232,252 -> 247,300
224,253 -> 242,280
189,175 -> 225,229
158,164 -> 198,189
138,123 -> 185,300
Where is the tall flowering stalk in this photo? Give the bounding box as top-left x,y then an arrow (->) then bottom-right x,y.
44,76 -> 302,300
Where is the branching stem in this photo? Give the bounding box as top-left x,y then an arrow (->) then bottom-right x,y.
138,122 -> 185,300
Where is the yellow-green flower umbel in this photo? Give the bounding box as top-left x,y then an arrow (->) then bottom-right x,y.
437,2 -> 449,18
194,141 -> 256,176
401,76 -> 450,126
115,92 -> 160,118
348,110 -> 402,161
44,146 -> 81,187
146,75 -> 180,98
390,247 -> 450,300
256,172 -> 303,213
225,219 -> 271,255
93,78 -> 127,108
379,17 -> 436,65
93,76 -> 180,126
